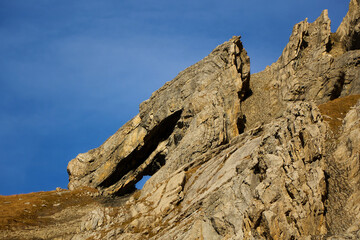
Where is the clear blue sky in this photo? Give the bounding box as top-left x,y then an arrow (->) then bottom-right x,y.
0,0 -> 349,195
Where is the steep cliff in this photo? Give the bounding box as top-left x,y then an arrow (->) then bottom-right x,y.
1,0 -> 360,239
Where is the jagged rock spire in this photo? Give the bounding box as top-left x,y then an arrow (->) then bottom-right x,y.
336,0 -> 360,50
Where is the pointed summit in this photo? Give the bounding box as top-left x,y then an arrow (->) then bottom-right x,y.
336,0 -> 360,50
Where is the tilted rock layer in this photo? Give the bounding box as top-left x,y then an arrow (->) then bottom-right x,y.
67,36 -> 250,196
2,1 -> 360,240
64,1 -> 360,239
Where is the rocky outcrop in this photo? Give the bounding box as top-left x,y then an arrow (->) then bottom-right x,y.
73,102 -> 329,240
66,98 -> 360,240
2,1 -> 359,240
242,7 -> 360,130
324,99 -> 360,238
67,36 -> 250,196
64,1 -> 360,239
337,0 -> 360,51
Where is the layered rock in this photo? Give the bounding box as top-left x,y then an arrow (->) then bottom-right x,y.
323,98 -> 360,238
63,1 -> 360,240
68,36 -> 250,196
71,102 -> 328,239
337,0 -> 360,51
242,6 -> 360,130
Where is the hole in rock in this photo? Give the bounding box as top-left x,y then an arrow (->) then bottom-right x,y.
99,110 -> 182,195
135,175 -> 151,190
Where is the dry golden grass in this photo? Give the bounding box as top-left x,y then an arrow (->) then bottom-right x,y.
318,95 -> 360,134
0,187 -> 98,230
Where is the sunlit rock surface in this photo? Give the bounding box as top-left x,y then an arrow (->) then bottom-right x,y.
68,1 -> 360,239
1,1 -> 360,239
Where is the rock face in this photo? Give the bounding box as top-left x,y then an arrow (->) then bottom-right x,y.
70,101 -> 330,240
337,0 -> 360,51
321,97 -> 360,238
67,36 -> 250,196
64,1 -> 360,239
242,6 -> 360,130
3,1 -> 359,240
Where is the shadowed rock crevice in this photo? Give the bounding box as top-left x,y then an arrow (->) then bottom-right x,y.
299,32 -> 309,52
349,30 -> 360,50
236,115 -> 247,134
98,110 -> 182,194
330,72 -> 345,100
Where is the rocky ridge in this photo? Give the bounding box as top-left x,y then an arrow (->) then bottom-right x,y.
67,35 -> 250,196
1,0 -> 360,239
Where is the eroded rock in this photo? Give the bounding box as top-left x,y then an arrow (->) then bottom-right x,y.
242,5 -> 360,130
337,0 -> 360,51
3,1 -> 360,240
62,1 -> 360,239
73,102 -> 330,240
68,36 -> 250,196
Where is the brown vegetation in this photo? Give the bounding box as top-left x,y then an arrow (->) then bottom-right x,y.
318,94 -> 360,134
0,187 -> 98,231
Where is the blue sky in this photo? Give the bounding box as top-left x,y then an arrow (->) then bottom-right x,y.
0,0 -> 349,195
